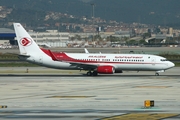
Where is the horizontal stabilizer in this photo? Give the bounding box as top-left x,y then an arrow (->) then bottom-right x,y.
18,54 -> 30,57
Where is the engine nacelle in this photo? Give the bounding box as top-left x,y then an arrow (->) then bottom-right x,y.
97,66 -> 115,74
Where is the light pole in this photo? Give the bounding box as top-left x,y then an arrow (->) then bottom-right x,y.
91,3 -> 95,47
91,3 -> 95,19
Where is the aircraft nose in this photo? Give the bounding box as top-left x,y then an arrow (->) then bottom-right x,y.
169,62 -> 175,68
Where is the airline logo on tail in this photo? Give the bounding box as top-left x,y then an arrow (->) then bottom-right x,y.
20,37 -> 33,46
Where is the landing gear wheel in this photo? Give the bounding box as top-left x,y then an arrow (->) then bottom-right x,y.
92,71 -> 98,76
87,71 -> 92,76
155,73 -> 159,76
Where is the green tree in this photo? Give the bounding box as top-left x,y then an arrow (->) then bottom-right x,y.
94,35 -> 102,41
143,33 -> 151,39
74,35 -> 81,40
139,39 -> 146,45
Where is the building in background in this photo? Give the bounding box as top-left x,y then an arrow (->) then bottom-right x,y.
168,27 -> 173,35
29,30 -> 69,47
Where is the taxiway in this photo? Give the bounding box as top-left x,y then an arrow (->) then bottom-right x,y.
0,67 -> 180,120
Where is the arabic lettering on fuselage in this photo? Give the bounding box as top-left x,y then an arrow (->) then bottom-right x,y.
88,55 -> 106,58
115,56 -> 143,59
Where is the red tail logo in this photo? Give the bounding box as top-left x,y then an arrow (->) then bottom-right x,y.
20,38 -> 32,46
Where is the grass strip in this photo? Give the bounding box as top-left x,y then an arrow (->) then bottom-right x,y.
0,62 -> 38,67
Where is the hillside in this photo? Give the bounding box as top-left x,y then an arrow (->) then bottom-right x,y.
0,0 -> 180,26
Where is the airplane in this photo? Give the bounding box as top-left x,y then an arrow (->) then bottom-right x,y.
13,23 -> 175,76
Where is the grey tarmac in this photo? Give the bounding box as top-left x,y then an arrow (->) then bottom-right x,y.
0,67 -> 180,120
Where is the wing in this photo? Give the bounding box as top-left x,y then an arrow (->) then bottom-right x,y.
48,50 -> 98,70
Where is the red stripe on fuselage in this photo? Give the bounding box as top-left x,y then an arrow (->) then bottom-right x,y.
40,48 -> 162,65
41,48 -> 50,56
40,48 -> 75,61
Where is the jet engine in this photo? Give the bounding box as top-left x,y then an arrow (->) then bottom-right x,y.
97,66 -> 115,74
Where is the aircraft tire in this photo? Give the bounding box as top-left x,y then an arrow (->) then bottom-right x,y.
87,71 -> 92,76
92,71 -> 98,76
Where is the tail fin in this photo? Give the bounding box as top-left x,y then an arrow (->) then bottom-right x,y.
13,23 -> 41,55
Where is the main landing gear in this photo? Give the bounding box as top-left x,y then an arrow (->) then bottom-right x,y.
155,73 -> 159,76
87,71 -> 98,76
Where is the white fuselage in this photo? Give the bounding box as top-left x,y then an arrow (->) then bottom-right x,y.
20,52 -> 174,71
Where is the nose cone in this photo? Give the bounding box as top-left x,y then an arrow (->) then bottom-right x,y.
169,62 -> 175,68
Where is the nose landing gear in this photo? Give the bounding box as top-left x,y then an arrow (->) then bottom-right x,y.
155,73 -> 159,76
155,70 -> 165,76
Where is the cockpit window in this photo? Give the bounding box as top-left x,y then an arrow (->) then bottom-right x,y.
161,59 -> 167,61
